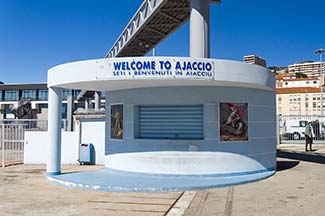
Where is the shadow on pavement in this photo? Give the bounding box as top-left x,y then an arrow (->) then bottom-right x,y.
277,149 -> 325,164
276,160 -> 300,172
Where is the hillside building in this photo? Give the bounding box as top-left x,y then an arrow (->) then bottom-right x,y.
288,61 -> 325,77
243,55 -> 266,67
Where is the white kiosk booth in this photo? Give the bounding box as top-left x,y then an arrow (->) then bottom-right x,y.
46,0 -> 276,191
46,57 -> 276,191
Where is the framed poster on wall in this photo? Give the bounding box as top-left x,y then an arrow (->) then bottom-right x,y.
219,102 -> 248,142
110,104 -> 123,140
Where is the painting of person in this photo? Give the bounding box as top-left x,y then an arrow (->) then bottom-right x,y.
220,102 -> 248,142
111,104 -> 123,139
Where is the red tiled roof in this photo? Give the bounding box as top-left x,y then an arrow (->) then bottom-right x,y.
276,87 -> 323,94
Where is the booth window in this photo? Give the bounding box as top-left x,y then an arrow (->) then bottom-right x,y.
137,105 -> 203,139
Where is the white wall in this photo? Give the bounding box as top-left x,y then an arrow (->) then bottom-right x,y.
24,131 -> 79,164
104,86 -> 277,174
79,119 -> 105,165
24,119 -> 106,165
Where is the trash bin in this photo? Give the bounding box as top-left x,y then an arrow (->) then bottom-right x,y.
79,143 -> 95,165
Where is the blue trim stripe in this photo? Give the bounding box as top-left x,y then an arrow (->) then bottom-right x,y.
47,169 -> 276,192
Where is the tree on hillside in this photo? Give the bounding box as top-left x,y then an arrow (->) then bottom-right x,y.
296,73 -> 308,78
268,66 -> 288,73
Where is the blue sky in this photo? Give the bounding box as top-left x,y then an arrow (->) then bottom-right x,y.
0,0 -> 324,84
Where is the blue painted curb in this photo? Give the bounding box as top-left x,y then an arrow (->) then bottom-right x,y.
47,168 -> 276,192
47,171 -> 61,176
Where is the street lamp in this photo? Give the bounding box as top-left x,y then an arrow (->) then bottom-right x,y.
315,48 -> 325,115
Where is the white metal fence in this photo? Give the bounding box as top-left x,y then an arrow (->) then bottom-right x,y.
279,115 -> 325,144
0,120 -> 48,167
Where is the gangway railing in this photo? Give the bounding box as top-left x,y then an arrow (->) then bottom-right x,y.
106,0 -> 187,58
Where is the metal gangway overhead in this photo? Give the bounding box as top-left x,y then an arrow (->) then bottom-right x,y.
106,0 -> 220,58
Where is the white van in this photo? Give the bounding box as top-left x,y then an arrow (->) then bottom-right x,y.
282,119 -> 308,140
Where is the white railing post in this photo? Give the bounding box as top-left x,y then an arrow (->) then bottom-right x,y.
1,124 -> 4,167
276,114 -> 281,145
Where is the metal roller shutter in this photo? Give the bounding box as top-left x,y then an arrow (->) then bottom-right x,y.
138,105 -> 203,139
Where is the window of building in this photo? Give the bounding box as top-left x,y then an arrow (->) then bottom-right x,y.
62,90 -> 71,99
76,101 -> 85,109
21,90 -> 37,99
136,105 -> 203,139
278,97 -> 282,102
285,82 -> 288,85
305,102 -> 309,108
62,103 -> 67,119
100,102 -> 105,109
289,95 -> 293,101
4,104 -> 15,116
306,81 -> 310,84
313,81 -> 317,84
313,102 -> 316,108
73,90 -> 81,99
4,90 -> 18,101
38,89 -> 48,100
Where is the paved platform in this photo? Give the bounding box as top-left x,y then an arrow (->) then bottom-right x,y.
0,165 -> 182,216
1,149 -> 325,216
278,143 -> 325,155
183,146 -> 325,216
48,168 -> 275,192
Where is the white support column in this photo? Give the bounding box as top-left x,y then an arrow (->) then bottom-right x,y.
104,92 -> 110,153
190,0 -> 210,58
47,87 -> 62,175
95,92 -> 101,111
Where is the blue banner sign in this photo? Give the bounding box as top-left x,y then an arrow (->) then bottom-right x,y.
109,59 -> 214,80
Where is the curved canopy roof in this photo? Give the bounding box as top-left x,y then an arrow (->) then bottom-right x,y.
48,57 -> 275,92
